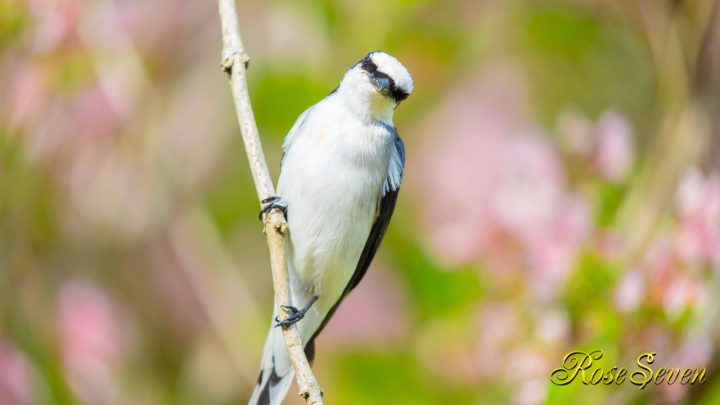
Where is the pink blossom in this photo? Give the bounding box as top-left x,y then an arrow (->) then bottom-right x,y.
595,230 -> 623,260
640,235 -> 677,309
535,309 -> 570,343
472,302 -> 524,378
493,133 -> 566,244
557,109 -> 635,181
644,234 -> 675,279
56,279 -> 128,405
670,336 -> 713,369
513,377 -> 547,405
27,0 -> 80,52
674,167 -> 720,265
662,277 -> 706,320
505,347 -> 553,404
416,68 -> 524,264
70,86 -> 122,138
5,62 -> 46,129
592,111 -> 634,180
614,270 -> 645,313
557,109 -> 593,156
319,266 -> 408,346
525,195 -> 592,295
0,341 -> 34,405
416,69 -> 592,294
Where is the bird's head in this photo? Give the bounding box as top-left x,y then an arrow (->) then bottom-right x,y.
337,51 -> 413,121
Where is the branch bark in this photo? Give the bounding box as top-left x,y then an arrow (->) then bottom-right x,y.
216,1 -> 324,403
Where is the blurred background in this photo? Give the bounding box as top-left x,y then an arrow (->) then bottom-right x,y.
1,0 -> 719,404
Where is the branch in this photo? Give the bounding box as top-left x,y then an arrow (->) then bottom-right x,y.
216,1 -> 324,404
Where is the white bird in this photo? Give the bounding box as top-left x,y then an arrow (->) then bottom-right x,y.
249,51 -> 413,405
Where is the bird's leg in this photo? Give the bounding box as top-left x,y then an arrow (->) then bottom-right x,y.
274,295 -> 318,328
258,196 -> 288,220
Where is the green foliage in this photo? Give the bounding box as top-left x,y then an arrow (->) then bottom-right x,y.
564,253 -> 619,329
519,3 -> 655,126
0,2 -> 27,50
331,351 -> 477,405
387,231 -> 483,320
250,68 -> 333,137
596,182 -> 629,226
0,133 -> 58,250
525,5 -> 601,60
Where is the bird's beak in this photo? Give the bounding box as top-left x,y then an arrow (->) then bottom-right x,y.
371,75 -> 391,95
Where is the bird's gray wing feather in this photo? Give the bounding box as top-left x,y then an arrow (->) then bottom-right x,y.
345,131 -> 404,293
309,130 -> 405,341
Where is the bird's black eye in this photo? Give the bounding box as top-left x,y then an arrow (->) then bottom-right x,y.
360,56 -> 377,74
391,88 -> 410,102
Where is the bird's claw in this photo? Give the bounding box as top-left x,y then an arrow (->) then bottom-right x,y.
274,295 -> 318,329
259,196 -> 288,221
280,304 -> 299,314
274,311 -> 305,328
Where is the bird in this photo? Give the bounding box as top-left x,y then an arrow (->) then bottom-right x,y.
249,51 -> 413,405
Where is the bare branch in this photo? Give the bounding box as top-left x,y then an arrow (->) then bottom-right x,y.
216,1 -> 324,403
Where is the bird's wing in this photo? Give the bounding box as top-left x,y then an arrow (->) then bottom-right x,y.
309,129 -> 405,341
280,107 -> 312,169
345,130 -> 405,293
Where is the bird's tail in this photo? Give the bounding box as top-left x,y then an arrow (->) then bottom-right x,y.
249,323 -> 295,405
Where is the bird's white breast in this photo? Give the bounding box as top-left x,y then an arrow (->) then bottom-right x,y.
276,97 -> 394,340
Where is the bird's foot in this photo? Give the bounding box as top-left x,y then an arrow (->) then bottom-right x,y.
274,295 -> 318,328
259,196 -> 288,221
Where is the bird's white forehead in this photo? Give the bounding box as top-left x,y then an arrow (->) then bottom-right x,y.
368,52 -> 414,94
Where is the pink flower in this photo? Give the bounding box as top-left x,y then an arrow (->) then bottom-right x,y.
493,133 -> 566,243
56,280 -> 129,405
662,277 -> 707,320
473,302 -> 523,377
70,86 -> 122,138
416,68 -> 526,264
557,109 -> 593,156
416,70 -> 521,264
614,270 -> 646,313
513,377 -> 547,405
557,109 -> 635,181
318,266 -> 408,346
27,0 -> 80,52
644,234 -> 675,277
639,235 -> 677,308
674,167 -> 720,265
416,68 -> 592,295
595,230 -> 623,260
0,341 -> 34,405
5,62 -> 46,129
535,309 -> 570,343
592,111 -> 634,180
525,196 -> 592,299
